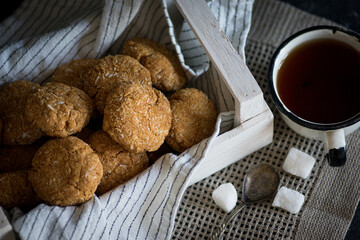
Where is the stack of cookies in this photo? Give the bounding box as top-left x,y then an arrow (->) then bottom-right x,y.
0,38 -> 218,209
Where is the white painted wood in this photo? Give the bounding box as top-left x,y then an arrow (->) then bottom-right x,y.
189,107 -> 273,185
173,0 -> 267,126
173,0 -> 274,184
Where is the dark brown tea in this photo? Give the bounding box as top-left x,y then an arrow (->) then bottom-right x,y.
277,38 -> 360,124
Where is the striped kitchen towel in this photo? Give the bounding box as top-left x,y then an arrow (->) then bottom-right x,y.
0,0 -> 253,239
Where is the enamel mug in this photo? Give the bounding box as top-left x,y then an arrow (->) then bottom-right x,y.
268,26 -> 360,167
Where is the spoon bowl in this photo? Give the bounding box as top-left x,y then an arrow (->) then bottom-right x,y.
243,164 -> 280,203
210,164 -> 280,239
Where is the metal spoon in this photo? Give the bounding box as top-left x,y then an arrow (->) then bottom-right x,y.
210,164 -> 280,239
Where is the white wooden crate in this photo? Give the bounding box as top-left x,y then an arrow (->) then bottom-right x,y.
174,0 -> 274,185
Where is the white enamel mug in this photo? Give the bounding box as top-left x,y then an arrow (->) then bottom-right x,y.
268,26 -> 360,167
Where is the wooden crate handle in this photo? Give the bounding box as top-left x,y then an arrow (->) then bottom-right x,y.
174,0 -> 266,126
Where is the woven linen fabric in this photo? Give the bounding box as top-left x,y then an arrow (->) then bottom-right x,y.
0,0 -> 254,239
172,0 -> 360,239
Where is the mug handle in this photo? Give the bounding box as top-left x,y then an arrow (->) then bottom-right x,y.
325,130 -> 346,167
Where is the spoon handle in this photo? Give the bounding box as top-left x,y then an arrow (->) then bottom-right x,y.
210,202 -> 246,240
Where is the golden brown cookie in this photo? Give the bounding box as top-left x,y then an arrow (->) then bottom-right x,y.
0,170 -> 40,209
28,136 -> 103,206
88,130 -> 148,195
0,80 -> 43,145
83,54 -> 151,114
0,80 -> 40,117
122,38 -> 186,92
2,115 -> 44,145
166,88 -> 218,152
50,59 -> 98,90
25,82 -> 93,137
103,83 -> 172,153
0,144 -> 39,173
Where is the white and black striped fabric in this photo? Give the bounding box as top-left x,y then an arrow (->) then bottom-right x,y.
0,0 -> 253,239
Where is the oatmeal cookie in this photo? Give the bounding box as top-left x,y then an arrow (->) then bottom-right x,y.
0,80 -> 40,117
122,38 -> 186,92
103,83 -> 172,153
0,144 -> 39,173
25,82 -> 93,137
166,88 -> 218,152
50,58 -> 98,90
28,136 -> 103,206
2,115 -> 44,145
88,130 -> 148,195
83,54 -> 151,114
0,170 -> 40,209
0,80 -> 43,145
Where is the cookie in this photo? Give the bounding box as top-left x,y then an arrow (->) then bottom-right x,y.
2,115 -> 44,145
122,38 -> 186,92
0,80 -> 43,145
50,58 -> 98,90
0,80 -> 40,117
0,144 -> 39,173
88,130 -> 148,195
25,82 -> 93,137
166,88 -> 218,152
103,83 -> 172,153
28,136 -> 103,206
0,170 -> 40,209
83,54 -> 151,114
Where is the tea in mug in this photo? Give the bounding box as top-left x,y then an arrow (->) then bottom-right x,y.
276,38 -> 360,124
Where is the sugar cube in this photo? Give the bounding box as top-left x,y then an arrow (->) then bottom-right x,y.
272,186 -> 305,214
212,183 -> 238,213
282,147 -> 316,179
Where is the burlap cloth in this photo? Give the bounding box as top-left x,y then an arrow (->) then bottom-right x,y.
172,0 -> 360,239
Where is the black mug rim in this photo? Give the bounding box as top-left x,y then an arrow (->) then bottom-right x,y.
268,25 -> 360,131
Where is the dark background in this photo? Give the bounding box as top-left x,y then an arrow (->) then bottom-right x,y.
279,0 -> 360,33
1,0 -> 359,239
